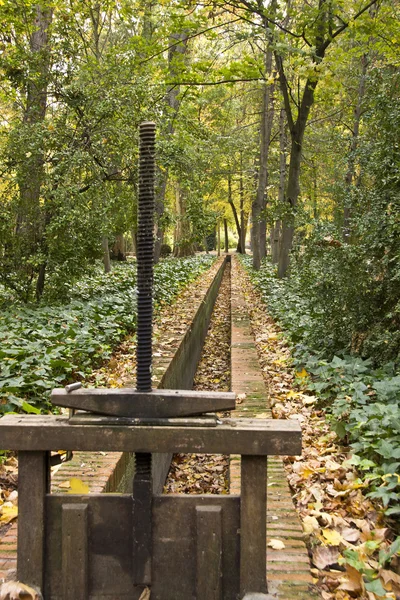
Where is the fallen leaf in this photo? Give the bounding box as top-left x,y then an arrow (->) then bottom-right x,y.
0,581 -> 42,600
341,527 -> 360,543
296,368 -> 309,379
268,539 -> 286,550
139,588 -> 151,600
0,503 -> 18,524
303,515 -> 320,535
322,529 -> 343,546
68,478 -> 89,494
302,395 -> 317,405
338,565 -> 364,593
286,390 -> 302,399
313,546 -> 340,570
57,480 -> 71,489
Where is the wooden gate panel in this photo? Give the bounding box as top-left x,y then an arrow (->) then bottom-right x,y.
151,495 -> 240,600
45,495 -> 136,599
43,494 -> 240,600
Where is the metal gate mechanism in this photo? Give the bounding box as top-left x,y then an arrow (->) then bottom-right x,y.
0,122 -> 301,600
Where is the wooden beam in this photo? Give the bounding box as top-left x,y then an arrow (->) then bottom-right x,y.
240,456 -> 267,597
0,415 -> 302,456
196,506 -> 222,600
51,388 -> 236,418
69,413 -> 218,427
17,451 -> 49,590
62,504 -> 88,600
132,454 -> 153,586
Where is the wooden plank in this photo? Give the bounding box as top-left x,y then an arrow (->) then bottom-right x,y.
196,506 -> 222,600
0,415 -> 302,456
240,456 -> 267,597
132,453 -> 152,585
51,388 -> 236,418
44,494 -> 239,599
62,504 -> 88,600
152,495 -> 240,600
45,495 -> 134,598
242,595 -> 276,599
17,451 -> 49,591
69,412 -> 217,427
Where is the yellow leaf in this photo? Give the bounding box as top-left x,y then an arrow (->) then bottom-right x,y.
322,529 -> 343,546
58,480 -> 71,489
286,390 -> 301,399
68,478 -> 90,494
296,368 -> 309,379
0,503 -> 18,524
268,539 -> 286,550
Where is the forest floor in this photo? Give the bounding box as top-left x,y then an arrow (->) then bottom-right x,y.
236,260 -> 400,600
164,262 -> 231,494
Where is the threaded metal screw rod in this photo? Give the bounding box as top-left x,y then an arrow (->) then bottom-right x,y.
133,122 -> 156,586
136,121 -> 156,393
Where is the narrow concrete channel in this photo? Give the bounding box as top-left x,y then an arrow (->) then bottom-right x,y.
164,260 -> 232,494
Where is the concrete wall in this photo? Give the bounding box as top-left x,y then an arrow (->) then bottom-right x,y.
118,256 -> 228,494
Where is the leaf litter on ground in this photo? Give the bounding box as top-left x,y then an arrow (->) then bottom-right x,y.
236,260 -> 400,600
164,264 -> 232,494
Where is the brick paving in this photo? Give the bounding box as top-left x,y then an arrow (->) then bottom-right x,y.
230,256 -> 319,599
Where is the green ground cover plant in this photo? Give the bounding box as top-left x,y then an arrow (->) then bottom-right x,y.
241,255 -> 400,522
0,255 -> 214,416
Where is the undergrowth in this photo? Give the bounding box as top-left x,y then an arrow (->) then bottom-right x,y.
0,255 -> 215,415
240,255 -> 400,522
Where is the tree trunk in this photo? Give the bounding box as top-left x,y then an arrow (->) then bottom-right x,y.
15,4 -> 53,298
154,32 -> 189,264
272,107 -> 287,264
173,186 -> 194,257
228,173 -> 242,251
224,219 -> 229,253
217,222 -> 221,256
102,237 -> 111,273
343,53 -> 368,242
36,262 -> 47,301
112,233 -> 126,260
239,155 -> 246,254
131,229 -> 137,255
252,1 -> 276,270
277,129 -> 302,277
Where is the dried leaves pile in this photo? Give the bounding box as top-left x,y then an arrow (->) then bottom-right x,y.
0,457 -> 18,537
236,260 -> 400,600
89,258 -> 223,388
164,265 -> 231,494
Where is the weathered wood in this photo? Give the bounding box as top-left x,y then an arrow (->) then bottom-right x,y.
0,415 -> 302,456
240,456 -> 267,596
62,504 -> 88,600
69,412 -> 218,427
44,494 -> 240,599
45,495 -> 135,598
17,451 -> 49,591
196,506 -> 222,600
242,595 -> 276,599
132,453 -> 152,585
152,495 -> 240,600
51,388 -> 236,418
